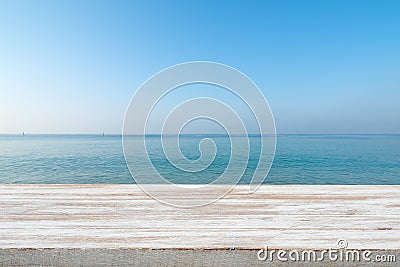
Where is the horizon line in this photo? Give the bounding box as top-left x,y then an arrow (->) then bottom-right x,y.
1,133 -> 400,136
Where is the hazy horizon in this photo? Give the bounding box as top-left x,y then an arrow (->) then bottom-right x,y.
1,133 -> 400,136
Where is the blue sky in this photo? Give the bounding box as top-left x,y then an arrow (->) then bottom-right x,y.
0,0 -> 399,134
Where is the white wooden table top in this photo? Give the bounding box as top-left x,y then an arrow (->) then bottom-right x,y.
0,184 -> 398,250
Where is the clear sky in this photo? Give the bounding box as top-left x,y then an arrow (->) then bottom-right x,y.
1,0 -> 399,134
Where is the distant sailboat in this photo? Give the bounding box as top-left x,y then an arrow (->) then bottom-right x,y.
102,132 -> 105,136
22,132 -> 25,136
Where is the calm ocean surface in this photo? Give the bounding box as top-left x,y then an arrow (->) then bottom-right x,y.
0,134 -> 399,184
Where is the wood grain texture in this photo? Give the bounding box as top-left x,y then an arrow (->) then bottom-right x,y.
0,185 -> 399,250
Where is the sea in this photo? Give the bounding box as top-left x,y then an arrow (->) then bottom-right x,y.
0,134 -> 399,184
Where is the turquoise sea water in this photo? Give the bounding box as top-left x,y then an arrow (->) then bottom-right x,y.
0,134 -> 399,184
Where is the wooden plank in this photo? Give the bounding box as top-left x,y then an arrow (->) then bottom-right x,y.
0,184 -> 398,251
